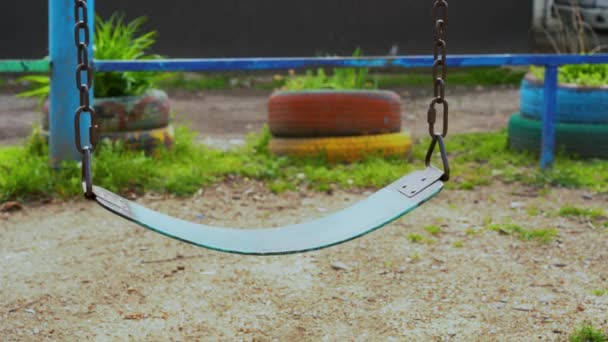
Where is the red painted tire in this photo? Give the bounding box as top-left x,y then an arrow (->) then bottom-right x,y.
268,90 -> 402,137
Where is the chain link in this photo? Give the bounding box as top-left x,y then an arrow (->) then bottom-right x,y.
426,0 -> 450,181
74,0 -> 97,154
74,0 -> 97,198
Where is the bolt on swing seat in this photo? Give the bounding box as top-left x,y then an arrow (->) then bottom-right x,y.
71,0 -> 451,256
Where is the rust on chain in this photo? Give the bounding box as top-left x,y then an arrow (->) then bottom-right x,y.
74,0 -> 96,198
425,0 -> 450,181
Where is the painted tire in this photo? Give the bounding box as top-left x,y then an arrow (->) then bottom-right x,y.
40,125 -> 174,154
520,75 -> 608,124
99,125 -> 174,153
268,90 -> 402,137
269,133 -> 412,163
508,113 -> 608,159
42,89 -> 171,132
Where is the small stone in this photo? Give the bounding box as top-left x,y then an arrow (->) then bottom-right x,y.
331,261 -> 349,271
513,304 -> 534,312
582,193 -> 594,200
25,308 -> 35,315
510,201 -> 525,209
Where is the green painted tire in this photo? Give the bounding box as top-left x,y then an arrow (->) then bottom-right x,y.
42,89 -> 171,132
508,113 -> 608,159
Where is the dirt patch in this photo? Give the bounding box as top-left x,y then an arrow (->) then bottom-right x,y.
1,181 -> 607,340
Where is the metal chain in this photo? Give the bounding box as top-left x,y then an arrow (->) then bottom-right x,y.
74,0 -> 97,198
425,0 -> 450,181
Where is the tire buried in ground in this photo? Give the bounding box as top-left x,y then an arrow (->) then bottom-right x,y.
508,113 -> 608,159
268,90 -> 402,137
520,74 -> 608,124
269,133 -> 412,163
42,89 -> 171,132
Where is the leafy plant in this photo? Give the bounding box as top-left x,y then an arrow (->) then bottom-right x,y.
18,13 -> 164,102
282,48 -> 377,91
530,1 -> 608,86
530,63 -> 608,87
93,13 -> 165,97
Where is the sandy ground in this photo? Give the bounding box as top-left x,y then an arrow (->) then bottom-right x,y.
1,86 -> 608,340
1,181 -> 607,341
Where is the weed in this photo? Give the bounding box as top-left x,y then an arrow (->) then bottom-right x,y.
592,289 -> 607,297
424,225 -> 442,236
408,234 -> 424,244
569,322 -> 607,342
409,252 -> 421,262
453,241 -> 464,248
18,13 -> 165,101
282,48 -> 375,91
465,228 -> 480,236
488,224 -> 558,244
526,206 -> 540,217
559,205 -> 606,219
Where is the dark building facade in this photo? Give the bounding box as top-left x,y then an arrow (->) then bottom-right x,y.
0,1 -> 533,59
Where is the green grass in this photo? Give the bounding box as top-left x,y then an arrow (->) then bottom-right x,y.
488,224 -> 558,244
1,127 -> 607,203
375,67 -> 526,88
592,289 -> 607,297
559,206 -> 606,220
424,225 -> 442,236
407,233 -> 424,244
526,206 -> 540,217
465,228 -> 480,236
531,64 -> 608,87
569,323 -> 607,342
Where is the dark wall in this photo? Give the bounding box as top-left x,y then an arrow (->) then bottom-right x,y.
0,1 -> 533,59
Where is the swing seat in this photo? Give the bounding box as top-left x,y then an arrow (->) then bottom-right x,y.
93,167 -> 444,255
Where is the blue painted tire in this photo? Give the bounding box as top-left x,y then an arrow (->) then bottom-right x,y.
508,113 -> 608,159
520,74 -> 608,124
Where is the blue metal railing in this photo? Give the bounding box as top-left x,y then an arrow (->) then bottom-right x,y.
46,0 -> 608,169
94,54 -> 608,72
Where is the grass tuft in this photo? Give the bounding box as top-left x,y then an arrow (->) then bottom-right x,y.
559,206 -> 606,220
408,234 -> 424,244
488,224 -> 558,244
424,225 -> 442,236
569,322 -> 608,342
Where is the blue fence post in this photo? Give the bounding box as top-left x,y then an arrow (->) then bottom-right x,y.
540,65 -> 558,170
49,0 -> 95,165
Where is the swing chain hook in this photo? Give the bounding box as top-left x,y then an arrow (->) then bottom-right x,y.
74,0 -> 97,198
426,0 -> 450,181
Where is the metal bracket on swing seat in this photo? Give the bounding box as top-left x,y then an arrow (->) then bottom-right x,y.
390,167 -> 444,199
93,186 -> 133,218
